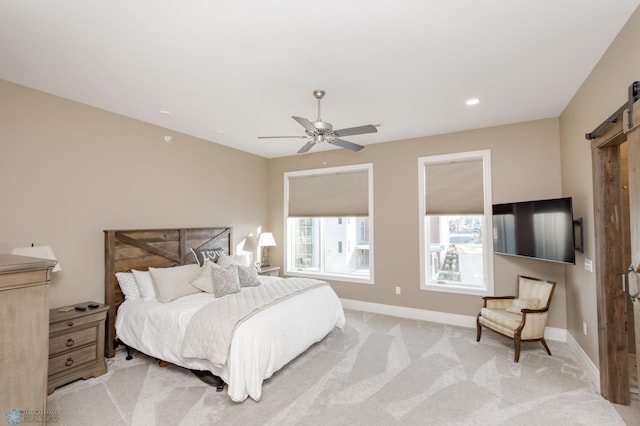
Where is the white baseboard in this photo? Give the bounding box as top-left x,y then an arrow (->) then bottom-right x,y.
566,332 -> 601,393
340,298 -> 476,328
340,298 -> 567,342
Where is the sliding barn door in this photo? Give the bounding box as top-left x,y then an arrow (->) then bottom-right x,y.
592,119 -> 628,404
625,99 -> 640,395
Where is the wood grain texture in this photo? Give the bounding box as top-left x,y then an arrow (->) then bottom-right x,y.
625,98 -> 640,397
103,227 -> 232,357
0,255 -> 55,425
592,116 -> 629,404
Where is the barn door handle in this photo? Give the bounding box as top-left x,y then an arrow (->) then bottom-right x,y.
622,263 -> 639,302
622,264 -> 633,293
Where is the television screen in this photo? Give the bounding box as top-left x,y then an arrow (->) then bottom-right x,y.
492,197 -> 575,264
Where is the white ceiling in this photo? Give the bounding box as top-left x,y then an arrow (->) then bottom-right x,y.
2,1 -> 639,158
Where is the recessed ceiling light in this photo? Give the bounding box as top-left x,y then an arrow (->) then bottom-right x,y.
158,110 -> 172,116
215,130 -> 225,135
466,98 -> 480,106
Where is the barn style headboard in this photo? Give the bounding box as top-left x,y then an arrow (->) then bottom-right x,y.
103,227 -> 232,358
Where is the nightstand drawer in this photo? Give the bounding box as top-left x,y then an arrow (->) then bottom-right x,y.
49,311 -> 105,334
49,327 -> 96,356
49,345 -> 97,375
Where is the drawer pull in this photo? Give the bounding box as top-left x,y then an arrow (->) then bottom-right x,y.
65,357 -> 74,367
67,321 -> 74,327
66,338 -> 75,347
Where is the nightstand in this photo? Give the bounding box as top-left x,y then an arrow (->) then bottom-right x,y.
258,266 -> 280,277
48,302 -> 109,394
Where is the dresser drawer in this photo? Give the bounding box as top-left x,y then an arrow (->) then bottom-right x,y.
49,326 -> 96,356
49,310 -> 105,333
49,345 -> 97,376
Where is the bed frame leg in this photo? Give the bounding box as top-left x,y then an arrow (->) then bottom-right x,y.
191,370 -> 225,392
115,338 -> 134,360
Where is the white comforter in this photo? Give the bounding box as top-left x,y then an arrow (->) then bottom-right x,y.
115,276 -> 345,402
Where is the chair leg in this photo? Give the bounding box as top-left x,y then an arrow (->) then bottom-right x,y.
476,318 -> 482,342
540,338 -> 552,356
514,337 -> 521,363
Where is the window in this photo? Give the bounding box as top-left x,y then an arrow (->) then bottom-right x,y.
285,164 -> 373,284
418,151 -> 493,296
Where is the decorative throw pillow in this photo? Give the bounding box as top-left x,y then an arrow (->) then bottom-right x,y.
506,298 -> 540,314
237,264 -> 261,287
209,262 -> 241,298
149,264 -> 201,303
190,247 -> 225,266
115,272 -> 141,300
132,269 -> 158,302
216,252 -> 250,267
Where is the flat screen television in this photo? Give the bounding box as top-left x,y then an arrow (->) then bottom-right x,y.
492,197 -> 575,264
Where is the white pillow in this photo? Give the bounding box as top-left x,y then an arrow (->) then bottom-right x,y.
115,272 -> 141,300
191,262 -> 216,293
132,269 -> 157,302
217,252 -> 250,267
149,264 -> 201,303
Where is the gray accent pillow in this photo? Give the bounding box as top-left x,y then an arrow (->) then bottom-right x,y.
192,260 -> 240,298
237,265 -> 261,287
190,247 -> 225,266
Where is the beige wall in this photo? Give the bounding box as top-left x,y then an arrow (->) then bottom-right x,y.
8,4 -> 640,347
269,118 -> 568,328
560,7 -> 640,364
0,80 -> 269,308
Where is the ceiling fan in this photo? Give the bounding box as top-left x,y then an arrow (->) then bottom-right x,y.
258,89 -> 378,154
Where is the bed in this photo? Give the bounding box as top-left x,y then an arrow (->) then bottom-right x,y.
104,227 -> 345,402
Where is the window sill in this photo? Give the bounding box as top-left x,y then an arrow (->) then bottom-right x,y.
285,270 -> 373,285
421,282 -> 492,297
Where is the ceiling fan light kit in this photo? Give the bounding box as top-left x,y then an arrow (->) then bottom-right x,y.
259,89 -> 377,154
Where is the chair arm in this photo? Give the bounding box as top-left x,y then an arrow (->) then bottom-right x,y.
482,295 -> 515,309
517,307 -> 550,339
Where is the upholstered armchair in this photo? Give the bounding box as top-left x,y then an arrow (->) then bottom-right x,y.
476,275 -> 556,362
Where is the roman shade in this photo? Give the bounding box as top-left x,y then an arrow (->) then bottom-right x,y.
288,168 -> 369,217
425,158 -> 484,215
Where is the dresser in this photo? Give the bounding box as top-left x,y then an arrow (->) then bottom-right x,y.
0,254 -> 56,425
48,302 -> 109,394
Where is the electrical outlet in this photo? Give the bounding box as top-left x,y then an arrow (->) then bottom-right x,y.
583,321 -> 588,336
395,286 -> 401,295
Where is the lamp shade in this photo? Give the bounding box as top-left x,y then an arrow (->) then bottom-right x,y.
258,232 -> 276,247
11,245 -> 62,272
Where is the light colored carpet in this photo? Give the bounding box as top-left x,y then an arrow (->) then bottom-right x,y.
47,310 -> 626,425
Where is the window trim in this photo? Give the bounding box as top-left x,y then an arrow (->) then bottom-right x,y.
418,150 -> 494,296
284,163 -> 374,284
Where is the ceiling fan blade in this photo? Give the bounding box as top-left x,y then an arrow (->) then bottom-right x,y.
257,135 -> 307,139
292,116 -> 317,134
333,124 -> 378,137
297,141 -> 316,154
330,138 -> 364,152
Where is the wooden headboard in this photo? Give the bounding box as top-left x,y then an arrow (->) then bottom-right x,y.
103,227 -> 232,357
